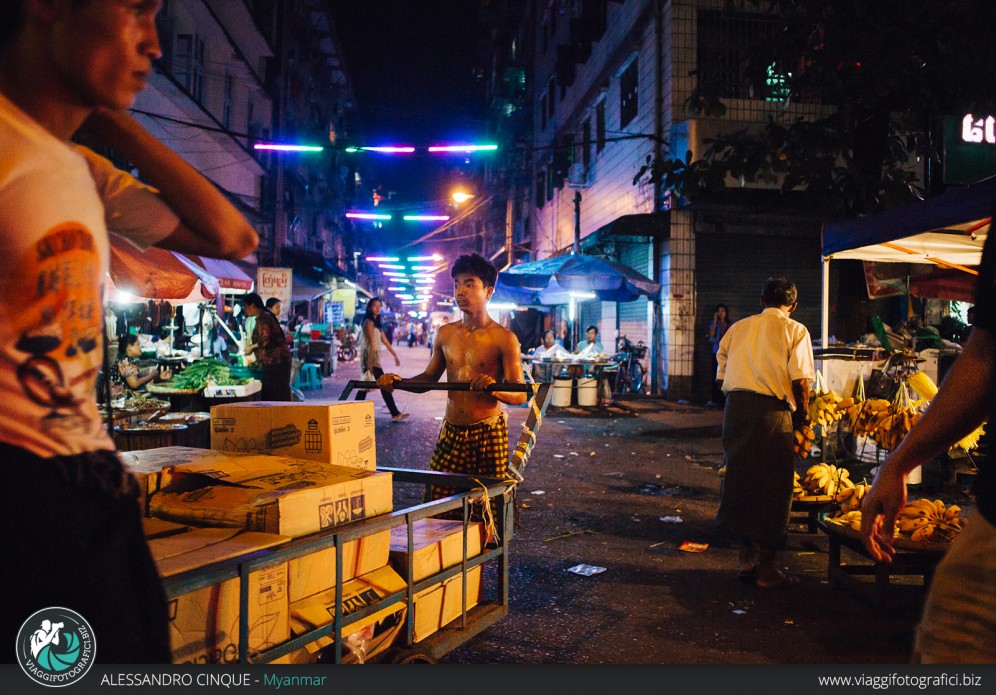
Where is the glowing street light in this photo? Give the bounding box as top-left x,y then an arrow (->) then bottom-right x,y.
451,191 -> 474,204
377,264 -> 405,270
382,272 -> 408,278
366,256 -> 399,262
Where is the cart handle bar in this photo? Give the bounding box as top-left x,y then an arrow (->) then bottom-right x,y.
339,380 -> 535,400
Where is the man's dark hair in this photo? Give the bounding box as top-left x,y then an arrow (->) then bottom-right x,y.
265,297 -> 281,310
586,324 -> 598,334
762,277 -> 798,308
451,253 -> 498,288
242,292 -> 264,309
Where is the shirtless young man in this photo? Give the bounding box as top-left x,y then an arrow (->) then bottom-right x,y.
377,254 -> 526,506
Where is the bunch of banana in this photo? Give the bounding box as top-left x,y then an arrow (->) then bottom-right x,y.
835,482 -> 870,513
896,498 -> 967,543
808,389 -> 846,428
827,509 -> 863,532
849,398 -> 892,436
792,471 -> 805,497
869,405 -> 923,451
801,462 -> 854,497
793,424 -> 816,459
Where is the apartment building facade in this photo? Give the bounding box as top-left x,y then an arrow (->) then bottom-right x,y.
521,0 -> 832,399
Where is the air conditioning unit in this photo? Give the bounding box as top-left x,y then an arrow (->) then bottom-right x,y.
566,162 -> 589,188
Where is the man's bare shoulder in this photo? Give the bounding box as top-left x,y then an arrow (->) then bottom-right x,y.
488,322 -> 521,351
436,322 -> 462,340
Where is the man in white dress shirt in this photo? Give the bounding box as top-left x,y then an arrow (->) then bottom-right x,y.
715,277 -> 814,588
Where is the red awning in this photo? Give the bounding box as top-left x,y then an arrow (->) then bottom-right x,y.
909,268 -> 978,303
107,234 -> 219,302
184,255 -> 255,292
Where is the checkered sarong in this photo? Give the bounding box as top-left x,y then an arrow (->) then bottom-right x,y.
427,412 -> 508,519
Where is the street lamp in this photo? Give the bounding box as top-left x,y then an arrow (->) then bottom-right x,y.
451,190 -> 474,204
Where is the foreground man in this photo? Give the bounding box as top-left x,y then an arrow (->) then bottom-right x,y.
860,206 -> 996,663
715,277 -> 814,588
378,254 -> 526,514
0,0 -> 257,662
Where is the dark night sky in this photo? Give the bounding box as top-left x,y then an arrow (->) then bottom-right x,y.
331,0 -> 490,215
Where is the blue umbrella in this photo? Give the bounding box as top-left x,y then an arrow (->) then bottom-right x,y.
500,253 -> 660,303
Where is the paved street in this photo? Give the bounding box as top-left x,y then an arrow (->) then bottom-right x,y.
304,345 -> 923,664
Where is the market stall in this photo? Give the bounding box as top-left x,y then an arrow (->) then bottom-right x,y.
810,183 -> 992,594
104,237 -> 261,429
820,176 -> 993,349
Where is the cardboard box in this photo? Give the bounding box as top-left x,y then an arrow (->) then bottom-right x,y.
210,401 -> 376,470
388,519 -> 485,643
141,517 -> 189,540
288,529 -> 392,603
388,519 -> 484,582
147,450 -> 393,537
289,565 -> 407,655
148,528 -> 290,664
121,446 -> 186,512
411,565 -> 482,643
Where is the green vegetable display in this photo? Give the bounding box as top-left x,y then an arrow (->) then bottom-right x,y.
167,359 -> 251,391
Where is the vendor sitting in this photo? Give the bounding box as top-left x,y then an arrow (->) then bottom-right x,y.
531,330 -> 570,382
576,324 -> 604,357
114,334 -> 171,392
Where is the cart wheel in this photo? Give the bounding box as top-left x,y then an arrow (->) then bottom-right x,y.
387,647 -> 436,664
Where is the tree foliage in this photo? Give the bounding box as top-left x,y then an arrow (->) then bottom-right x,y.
637,0 -> 996,216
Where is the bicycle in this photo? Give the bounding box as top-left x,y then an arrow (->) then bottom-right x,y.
613,336 -> 647,394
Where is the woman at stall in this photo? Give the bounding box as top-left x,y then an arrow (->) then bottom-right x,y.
356,298 -> 408,421
114,334 -> 171,392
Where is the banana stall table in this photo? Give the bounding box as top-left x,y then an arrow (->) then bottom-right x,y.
818,517 -> 949,603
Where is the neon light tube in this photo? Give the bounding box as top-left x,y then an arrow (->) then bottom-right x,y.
254,143 -> 324,152
406,256 -> 437,261
377,264 -> 405,270
382,272 -> 407,278
366,256 -> 399,262
362,146 -> 415,153
403,215 -> 450,221
427,144 -> 498,153
387,286 -> 407,291
347,212 -> 391,220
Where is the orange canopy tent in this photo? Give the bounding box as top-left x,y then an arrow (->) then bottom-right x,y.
106,234 -> 220,303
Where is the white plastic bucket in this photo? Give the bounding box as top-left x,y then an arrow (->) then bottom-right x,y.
577,377 -> 597,406
552,377 -> 573,407
906,465 -> 923,485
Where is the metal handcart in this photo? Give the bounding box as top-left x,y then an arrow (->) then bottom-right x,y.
159,380 -> 552,664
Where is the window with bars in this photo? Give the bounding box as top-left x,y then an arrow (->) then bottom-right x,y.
581,117 -> 592,170
174,33 -> 205,103
619,59 -> 638,128
223,74 -> 234,129
596,100 -> 606,152
696,9 -> 815,103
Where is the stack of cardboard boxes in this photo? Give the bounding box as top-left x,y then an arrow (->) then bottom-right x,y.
123,401 -> 487,664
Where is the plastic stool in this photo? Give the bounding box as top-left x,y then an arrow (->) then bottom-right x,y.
294,362 -> 323,391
